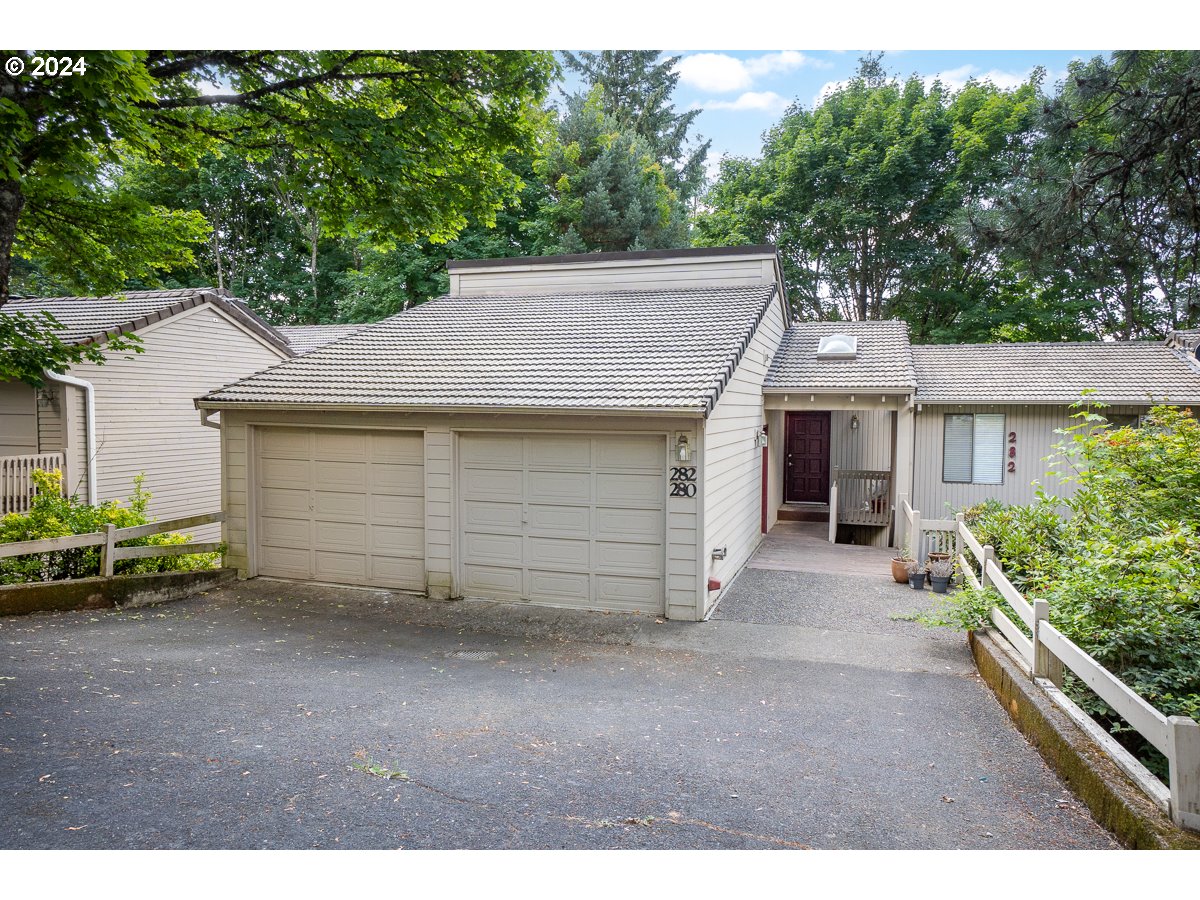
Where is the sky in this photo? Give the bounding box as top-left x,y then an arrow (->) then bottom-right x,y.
559,50 -> 1104,180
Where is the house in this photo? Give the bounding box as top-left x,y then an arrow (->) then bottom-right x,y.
1,288 -> 293,532
195,245 -> 1200,621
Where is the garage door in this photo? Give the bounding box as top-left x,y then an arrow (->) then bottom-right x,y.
458,433 -> 665,614
255,427 -> 424,590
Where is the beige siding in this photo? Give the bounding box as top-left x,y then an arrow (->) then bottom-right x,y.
451,254 -> 778,296
911,403 -> 1148,516
36,385 -> 65,459
219,409 -> 707,620
830,409 -> 892,473
0,381 -> 38,455
63,304 -> 288,536
702,297 -> 787,609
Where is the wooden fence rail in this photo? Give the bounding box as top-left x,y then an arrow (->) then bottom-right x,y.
0,512 -> 224,577
951,510 -> 1199,831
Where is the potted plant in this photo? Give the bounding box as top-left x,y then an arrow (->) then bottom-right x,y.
906,559 -> 928,590
926,550 -> 951,565
928,557 -> 953,594
891,543 -> 914,583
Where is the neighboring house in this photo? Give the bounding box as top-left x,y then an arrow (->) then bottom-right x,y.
196,246 -> 1200,621
1,288 -> 292,531
276,324 -> 369,355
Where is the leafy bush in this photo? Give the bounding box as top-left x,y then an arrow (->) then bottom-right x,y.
0,470 -> 221,584
926,401 -> 1200,774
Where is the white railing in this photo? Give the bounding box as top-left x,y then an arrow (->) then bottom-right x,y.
898,497 -> 958,561
834,469 -> 892,527
953,511 -> 1200,832
1,453 -> 64,515
0,511 -> 224,576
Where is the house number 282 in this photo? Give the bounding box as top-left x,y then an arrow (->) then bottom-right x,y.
670,466 -> 697,497
1007,431 -> 1017,474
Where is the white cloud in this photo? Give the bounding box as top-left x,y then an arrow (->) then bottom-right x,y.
676,51 -> 827,94
703,91 -> 791,114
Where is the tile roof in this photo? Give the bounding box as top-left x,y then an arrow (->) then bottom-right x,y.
765,320 -> 916,392
200,285 -> 780,414
2,288 -> 291,354
276,324 -> 369,355
911,341 -> 1200,404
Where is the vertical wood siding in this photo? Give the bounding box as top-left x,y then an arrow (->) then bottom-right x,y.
702,297 -> 787,609
0,381 -> 38,455
911,403 -> 1148,516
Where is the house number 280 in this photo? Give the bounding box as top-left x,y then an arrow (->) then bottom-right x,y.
670,466 -> 697,497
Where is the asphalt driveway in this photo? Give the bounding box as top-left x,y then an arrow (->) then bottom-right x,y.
0,577 -> 1116,849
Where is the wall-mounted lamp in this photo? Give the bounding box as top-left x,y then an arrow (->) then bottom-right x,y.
675,433 -> 693,462
850,414 -> 860,431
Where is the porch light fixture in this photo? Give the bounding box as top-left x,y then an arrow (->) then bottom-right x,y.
850,414 -> 860,431
675,433 -> 693,462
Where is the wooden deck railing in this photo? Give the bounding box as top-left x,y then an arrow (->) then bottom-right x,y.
947,508 -> 1199,832
1,454 -> 64,515
0,511 -> 224,575
832,469 -> 891,528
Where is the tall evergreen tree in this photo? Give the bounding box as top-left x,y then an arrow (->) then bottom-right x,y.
562,51 -> 710,204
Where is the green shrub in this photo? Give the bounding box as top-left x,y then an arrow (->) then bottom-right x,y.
0,470 -> 221,584
926,400 -> 1200,774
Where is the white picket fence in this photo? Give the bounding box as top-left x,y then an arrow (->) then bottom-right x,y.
900,499 -> 1200,832
0,511 -> 224,576
1,453 -> 64,515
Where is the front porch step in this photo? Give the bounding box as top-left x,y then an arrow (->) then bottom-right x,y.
778,503 -> 830,523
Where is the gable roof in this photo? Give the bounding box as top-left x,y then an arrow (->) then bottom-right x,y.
911,341 -> 1200,404
2,288 -> 292,356
765,320 -> 916,392
199,285 -> 780,415
276,324 -> 369,355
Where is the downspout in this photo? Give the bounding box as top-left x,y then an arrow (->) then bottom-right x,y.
42,370 -> 96,505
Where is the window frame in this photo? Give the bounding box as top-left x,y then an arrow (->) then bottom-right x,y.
941,412 -> 1006,485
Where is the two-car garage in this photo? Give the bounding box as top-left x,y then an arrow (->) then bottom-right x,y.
252,427 -> 667,616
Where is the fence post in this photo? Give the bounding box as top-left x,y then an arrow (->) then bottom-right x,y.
980,544 -> 995,589
828,479 -> 838,544
911,508 -> 922,560
954,513 -> 965,583
99,523 -> 116,577
1031,598 -> 1063,686
1167,716 -> 1200,832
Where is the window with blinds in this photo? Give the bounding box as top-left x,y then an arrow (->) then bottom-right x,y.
942,413 -> 1005,484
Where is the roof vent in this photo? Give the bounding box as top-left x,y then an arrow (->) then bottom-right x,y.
817,334 -> 858,360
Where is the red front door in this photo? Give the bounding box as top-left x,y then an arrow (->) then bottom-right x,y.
785,412 -> 831,504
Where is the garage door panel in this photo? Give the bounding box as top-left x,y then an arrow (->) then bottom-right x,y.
527,535 -> 590,569
527,470 -> 590,503
314,490 -> 367,520
371,462 -> 424,496
462,467 -> 523,500
314,520 -> 367,550
462,564 -> 523,598
314,550 -> 368,582
460,434 -> 523,466
259,429 -> 311,458
370,524 -> 424,555
527,436 -> 591,469
594,541 -> 660,574
259,516 -> 310,549
528,569 -> 590,603
258,545 -> 310,577
463,531 -> 522,564
260,457 -> 311,488
595,574 -> 663,609
457,433 -> 665,615
318,460 -> 367,492
527,504 -> 589,535
314,430 -> 368,461
596,507 -> 663,541
372,494 -> 425,524
256,427 -> 424,592
594,436 -> 662,470
260,486 -> 310,517
597,472 -> 662,505
369,432 -> 424,463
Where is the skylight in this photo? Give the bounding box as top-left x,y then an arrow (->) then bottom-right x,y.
817,334 -> 858,360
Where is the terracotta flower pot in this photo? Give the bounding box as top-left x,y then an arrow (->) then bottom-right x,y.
891,558 -> 912,583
